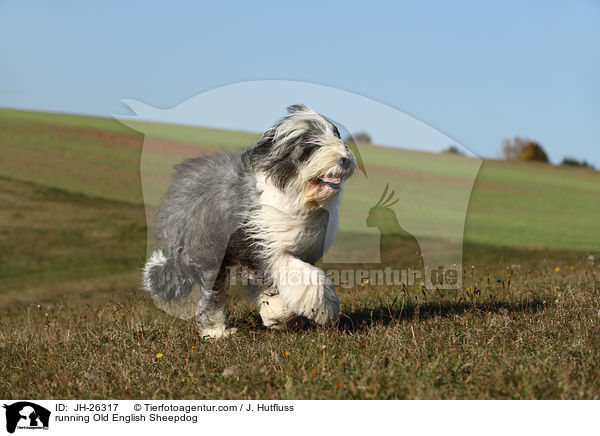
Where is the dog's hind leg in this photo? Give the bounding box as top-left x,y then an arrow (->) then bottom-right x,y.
195,267 -> 237,339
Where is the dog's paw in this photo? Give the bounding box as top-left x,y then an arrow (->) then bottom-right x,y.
283,268 -> 340,326
199,326 -> 238,339
274,259 -> 340,328
257,292 -> 298,330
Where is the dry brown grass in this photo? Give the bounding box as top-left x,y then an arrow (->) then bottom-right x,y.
2,240 -> 599,399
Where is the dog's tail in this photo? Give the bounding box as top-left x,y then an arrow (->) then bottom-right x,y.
143,250 -> 195,300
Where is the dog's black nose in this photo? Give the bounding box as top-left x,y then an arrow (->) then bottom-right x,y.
340,157 -> 352,169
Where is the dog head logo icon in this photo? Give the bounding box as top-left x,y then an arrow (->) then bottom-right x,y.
3,402 -> 50,434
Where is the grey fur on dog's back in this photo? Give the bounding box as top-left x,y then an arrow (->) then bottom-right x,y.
148,150 -> 259,300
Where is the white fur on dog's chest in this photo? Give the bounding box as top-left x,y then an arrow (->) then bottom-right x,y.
252,172 -> 340,262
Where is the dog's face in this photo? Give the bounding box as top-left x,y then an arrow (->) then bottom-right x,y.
251,104 -> 356,207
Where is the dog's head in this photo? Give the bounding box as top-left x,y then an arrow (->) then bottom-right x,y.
250,104 -> 356,206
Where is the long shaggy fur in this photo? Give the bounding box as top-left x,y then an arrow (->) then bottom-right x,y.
143,104 -> 355,338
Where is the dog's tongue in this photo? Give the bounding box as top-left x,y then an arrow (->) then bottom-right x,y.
321,177 -> 341,184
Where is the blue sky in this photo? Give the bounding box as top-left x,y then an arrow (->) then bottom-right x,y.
1,1 -> 599,164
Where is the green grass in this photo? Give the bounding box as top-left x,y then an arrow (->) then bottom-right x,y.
0,176 -> 146,293
1,108 -> 600,399
2,108 -> 599,251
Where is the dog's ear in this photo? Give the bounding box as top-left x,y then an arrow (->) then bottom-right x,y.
254,127 -> 275,153
250,127 -> 275,167
250,126 -> 299,190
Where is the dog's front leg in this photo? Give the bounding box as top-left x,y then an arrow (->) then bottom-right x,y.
256,290 -> 298,330
269,255 -> 340,326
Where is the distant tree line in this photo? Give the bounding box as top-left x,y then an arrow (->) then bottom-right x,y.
345,131 -> 372,144
502,136 -> 549,162
443,145 -> 463,155
560,157 -> 595,169
499,136 -> 595,169
350,130 -> 595,170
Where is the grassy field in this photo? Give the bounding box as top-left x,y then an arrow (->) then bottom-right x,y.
1,108 -> 600,399
2,108 -> 599,251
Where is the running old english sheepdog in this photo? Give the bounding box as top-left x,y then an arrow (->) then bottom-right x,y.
143,104 -> 356,338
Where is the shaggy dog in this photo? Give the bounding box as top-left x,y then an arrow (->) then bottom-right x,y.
143,104 -> 356,338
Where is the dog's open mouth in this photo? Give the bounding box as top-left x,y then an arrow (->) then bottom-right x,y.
317,177 -> 342,190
